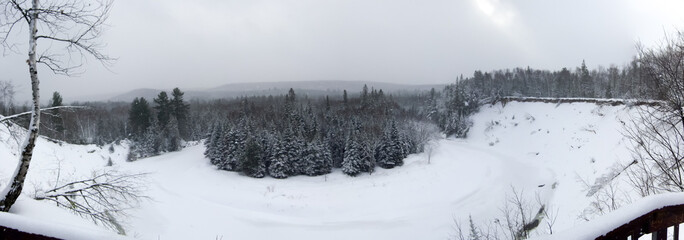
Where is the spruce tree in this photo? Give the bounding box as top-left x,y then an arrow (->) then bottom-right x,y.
221,126 -> 246,171
302,140 -> 332,176
282,128 -> 304,176
342,139 -> 362,176
268,138 -> 289,179
163,116 -> 181,152
376,120 -> 405,169
137,121 -> 162,157
579,60 -> 593,97
128,97 -> 152,140
342,124 -> 365,176
241,137 -> 266,178
204,123 -> 224,165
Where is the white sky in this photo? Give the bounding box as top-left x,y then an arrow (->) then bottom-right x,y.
1,0 -> 683,102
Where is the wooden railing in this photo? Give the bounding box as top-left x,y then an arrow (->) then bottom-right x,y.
596,204 -> 684,240
0,224 -> 61,240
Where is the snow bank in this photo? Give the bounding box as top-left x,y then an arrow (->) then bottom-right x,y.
0,205 -> 125,240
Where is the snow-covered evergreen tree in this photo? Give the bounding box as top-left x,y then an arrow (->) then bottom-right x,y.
204,123 -> 226,165
137,122 -> 162,158
203,123 -> 218,163
220,125 -> 247,171
302,140 -> 332,176
376,120 -> 404,169
162,116 -> 181,152
268,139 -> 289,179
342,123 -> 369,176
342,138 -> 363,176
281,128 -> 304,176
240,137 -> 266,178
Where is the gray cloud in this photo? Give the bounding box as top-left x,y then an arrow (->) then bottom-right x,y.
0,0 -> 682,102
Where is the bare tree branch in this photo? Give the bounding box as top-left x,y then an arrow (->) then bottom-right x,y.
34,170 -> 148,234
0,105 -> 87,123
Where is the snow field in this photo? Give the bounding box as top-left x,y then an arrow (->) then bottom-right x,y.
0,101 -> 643,239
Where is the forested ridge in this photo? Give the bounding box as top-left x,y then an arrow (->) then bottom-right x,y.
0,59 -> 660,178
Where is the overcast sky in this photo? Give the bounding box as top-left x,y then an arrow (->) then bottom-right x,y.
1,0 -> 683,102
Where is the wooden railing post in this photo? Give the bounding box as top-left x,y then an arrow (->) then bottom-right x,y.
675,224 -> 680,240
652,228 -> 667,240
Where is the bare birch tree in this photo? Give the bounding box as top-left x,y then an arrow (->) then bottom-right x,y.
0,0 -> 113,212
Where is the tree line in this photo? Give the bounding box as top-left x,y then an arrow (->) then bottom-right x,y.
435,59 -> 660,138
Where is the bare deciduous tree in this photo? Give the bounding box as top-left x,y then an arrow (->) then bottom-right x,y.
452,187 -> 551,240
0,0 -> 113,212
34,171 -> 147,234
624,31 -> 684,195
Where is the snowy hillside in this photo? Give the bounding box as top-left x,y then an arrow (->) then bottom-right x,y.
0,101 -> 641,239
468,101 -> 639,232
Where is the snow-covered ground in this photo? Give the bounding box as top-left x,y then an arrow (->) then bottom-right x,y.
0,101 -> 647,239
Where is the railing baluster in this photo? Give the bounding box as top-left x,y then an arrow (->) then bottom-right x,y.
652,228 -> 667,240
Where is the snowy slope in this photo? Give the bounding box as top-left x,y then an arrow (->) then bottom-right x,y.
0,101 -> 642,239
468,102 -> 639,231
0,127 -> 130,239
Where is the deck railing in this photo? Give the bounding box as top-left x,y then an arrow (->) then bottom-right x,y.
596,204 -> 684,240
0,224 -> 61,240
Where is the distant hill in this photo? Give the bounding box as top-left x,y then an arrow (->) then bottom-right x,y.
109,80 -> 445,102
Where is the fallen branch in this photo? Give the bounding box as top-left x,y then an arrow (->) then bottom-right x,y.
34,170 -> 148,234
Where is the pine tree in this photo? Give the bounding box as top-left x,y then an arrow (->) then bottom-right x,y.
153,91 -> 172,128
170,87 -> 190,140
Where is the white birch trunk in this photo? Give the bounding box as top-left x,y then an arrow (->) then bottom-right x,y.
0,0 -> 41,212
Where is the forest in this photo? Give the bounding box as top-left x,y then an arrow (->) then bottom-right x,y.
0,58 -> 660,178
